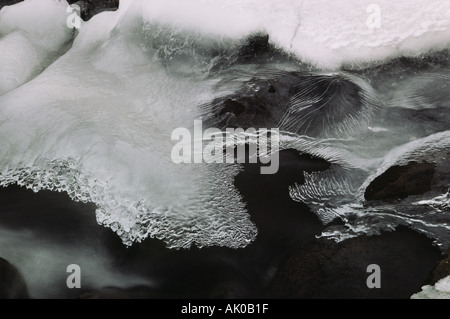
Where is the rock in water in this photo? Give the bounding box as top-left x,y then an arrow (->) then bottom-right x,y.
202,71 -> 379,138
365,161 -> 436,201
0,257 -> 29,299
269,226 -> 441,299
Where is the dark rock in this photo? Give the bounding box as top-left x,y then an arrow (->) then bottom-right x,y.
219,99 -> 246,116
365,162 -> 436,201
0,257 -> 29,299
67,0 -> 118,20
68,1 -> 93,21
429,246 -> 450,284
237,34 -> 270,61
268,85 -> 277,93
0,0 -> 22,10
207,33 -> 293,73
269,226 -> 441,299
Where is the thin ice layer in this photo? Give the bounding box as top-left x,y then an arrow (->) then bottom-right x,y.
0,3 -> 257,248
289,131 -> 450,248
0,0 -> 449,250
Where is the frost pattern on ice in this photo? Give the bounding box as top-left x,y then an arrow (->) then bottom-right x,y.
0,0 -> 449,250
0,159 -> 257,248
289,169 -> 361,224
0,1 -> 264,249
285,132 -> 450,248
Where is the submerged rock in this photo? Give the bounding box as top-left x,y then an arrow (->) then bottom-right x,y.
0,257 -> 29,299
202,71 -> 380,138
365,161 -> 436,201
269,226 -> 441,299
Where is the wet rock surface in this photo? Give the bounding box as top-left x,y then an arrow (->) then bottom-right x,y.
429,246 -> 450,284
365,162 -> 436,201
0,257 -> 29,299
